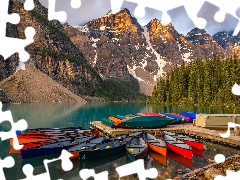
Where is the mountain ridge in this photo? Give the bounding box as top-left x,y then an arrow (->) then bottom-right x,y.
71,8 -> 237,95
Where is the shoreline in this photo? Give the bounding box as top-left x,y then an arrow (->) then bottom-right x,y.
174,154 -> 240,180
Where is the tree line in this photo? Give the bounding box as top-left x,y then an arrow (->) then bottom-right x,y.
147,55 -> 240,108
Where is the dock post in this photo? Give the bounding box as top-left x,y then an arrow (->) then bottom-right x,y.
233,116 -> 236,123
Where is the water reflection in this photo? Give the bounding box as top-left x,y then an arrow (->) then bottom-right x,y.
1,102 -> 240,180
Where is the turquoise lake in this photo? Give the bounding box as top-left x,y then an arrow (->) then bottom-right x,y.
0,102 -> 239,180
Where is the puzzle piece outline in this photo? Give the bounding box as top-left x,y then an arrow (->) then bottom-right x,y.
20,150 -> 74,180
0,0 -> 36,62
109,0 -> 240,35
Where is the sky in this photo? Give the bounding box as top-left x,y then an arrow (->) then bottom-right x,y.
39,0 -> 240,36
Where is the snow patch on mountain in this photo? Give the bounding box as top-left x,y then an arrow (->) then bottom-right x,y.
127,65 -> 144,82
74,25 -> 89,33
142,26 -> 166,81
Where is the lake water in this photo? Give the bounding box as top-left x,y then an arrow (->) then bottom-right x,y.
0,102 -> 239,180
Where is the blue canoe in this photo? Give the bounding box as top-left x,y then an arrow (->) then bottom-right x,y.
178,112 -> 197,123
20,136 -> 97,159
160,113 -> 185,123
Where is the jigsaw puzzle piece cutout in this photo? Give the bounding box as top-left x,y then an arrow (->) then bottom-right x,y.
205,0 -> 240,23
70,0 -> 81,9
214,154 -> 226,164
167,6 -> 196,34
110,0 -> 124,14
79,169 -> 109,180
0,156 -> 15,180
0,0 -> 35,62
0,102 -> 28,150
0,0 -> 20,37
116,159 -> 158,180
122,0 -> 162,26
48,0 -> 82,22
233,7 -> 240,36
232,83 -> 240,96
220,122 -> 240,138
24,0 -> 35,11
110,0 -> 206,26
197,1 -> 239,34
48,0 -> 67,22
20,150 -> 73,180
215,170 -> 240,180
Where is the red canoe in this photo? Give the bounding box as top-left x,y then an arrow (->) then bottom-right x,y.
163,131 -> 203,150
162,134 -> 193,160
167,150 -> 193,169
192,148 -> 204,157
170,113 -> 190,122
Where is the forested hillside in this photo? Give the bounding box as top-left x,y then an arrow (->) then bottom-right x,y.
147,55 -> 240,108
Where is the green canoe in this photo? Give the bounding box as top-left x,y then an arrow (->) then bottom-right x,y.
117,116 -> 175,129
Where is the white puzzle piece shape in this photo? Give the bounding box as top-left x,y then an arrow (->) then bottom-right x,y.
20,150 -> 73,180
0,156 -> 15,180
0,101 -> 28,150
0,0 -> 36,62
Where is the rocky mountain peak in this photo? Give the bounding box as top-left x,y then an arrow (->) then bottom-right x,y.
86,8 -> 141,34
185,27 -> 216,45
147,19 -> 176,38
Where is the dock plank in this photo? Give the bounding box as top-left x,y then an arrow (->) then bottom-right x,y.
90,121 -> 240,147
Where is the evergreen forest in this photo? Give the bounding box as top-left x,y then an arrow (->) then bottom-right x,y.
147,55 -> 240,108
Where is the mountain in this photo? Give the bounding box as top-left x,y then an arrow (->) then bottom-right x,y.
0,0 -> 145,103
0,63 -> 86,103
213,31 -> 240,57
1,1 -> 239,102
70,9 -> 235,95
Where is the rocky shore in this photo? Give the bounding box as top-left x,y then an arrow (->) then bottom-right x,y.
174,155 -> 240,180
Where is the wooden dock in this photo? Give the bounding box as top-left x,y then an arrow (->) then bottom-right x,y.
90,121 -> 240,147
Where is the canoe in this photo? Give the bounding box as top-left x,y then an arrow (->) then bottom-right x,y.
162,134 -> 193,159
162,131 -> 203,150
170,113 -> 190,122
148,150 -> 167,166
101,118 -> 115,127
10,131 -> 96,146
143,112 -> 165,116
79,150 -> 126,170
178,112 -> 197,123
24,129 -> 99,136
142,132 -> 167,156
21,153 -> 61,168
20,136 -> 95,159
16,126 -> 83,134
192,148 -> 204,157
68,136 -> 106,160
9,140 -> 57,154
126,137 -> 148,161
79,139 -> 129,160
16,129 -> 95,139
118,116 -> 175,129
167,150 -> 193,169
176,135 -> 203,150
160,113 -> 185,123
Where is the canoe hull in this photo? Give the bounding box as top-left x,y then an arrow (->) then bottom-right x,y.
148,150 -> 167,167
118,117 -> 174,129
79,144 -> 126,160
149,144 -> 167,157
166,142 -> 192,159
10,138 -> 56,146
127,146 -> 148,161
167,150 -> 193,169
20,146 -> 71,159
182,140 -> 203,150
